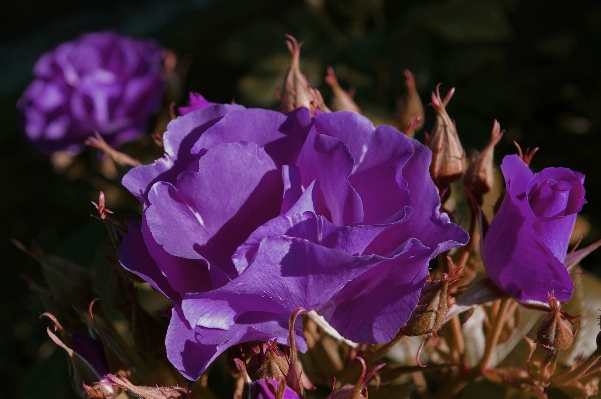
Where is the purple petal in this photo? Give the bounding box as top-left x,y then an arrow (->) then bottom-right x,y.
192,107 -> 311,166
178,92 -> 217,116
182,236 -> 384,332
317,238 -> 431,343
146,182 -> 210,260
501,155 -> 535,197
232,181 -> 319,274
122,104 -> 243,203
349,124 -> 413,224
280,165 -> 303,214
174,141 -> 282,271
314,111 -> 373,163
250,380 -> 301,399
526,167 -> 586,217
119,221 -> 182,305
166,309 -> 299,381
141,216 -> 226,296
297,126 -> 363,225
366,140 -> 469,257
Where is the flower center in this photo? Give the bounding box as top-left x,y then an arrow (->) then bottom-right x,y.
528,179 -> 572,217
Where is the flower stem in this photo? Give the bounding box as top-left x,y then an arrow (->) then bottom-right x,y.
551,348 -> 601,386
478,297 -> 512,371
450,314 -> 466,368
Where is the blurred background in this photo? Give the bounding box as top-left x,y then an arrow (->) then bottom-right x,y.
1,0 -> 600,397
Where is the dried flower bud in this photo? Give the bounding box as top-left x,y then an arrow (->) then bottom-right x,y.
394,70 -> 424,136
277,35 -> 330,116
536,293 -> 578,352
464,120 -> 504,202
325,67 -> 360,113
401,263 -> 460,337
326,357 -> 384,399
427,85 -> 466,187
244,341 -> 290,381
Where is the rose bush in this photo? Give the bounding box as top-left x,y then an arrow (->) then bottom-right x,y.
482,154 -> 586,303
17,31 -> 165,154
119,103 -> 468,380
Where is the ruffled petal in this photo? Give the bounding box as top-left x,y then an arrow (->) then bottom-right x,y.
366,140 -> 469,257
141,215 -> 227,296
349,124 -> 413,224
192,107 -> 311,166
317,238 -> 431,343
182,236 -> 384,333
297,126 -> 363,225
175,141 -> 282,272
314,111 -> 373,163
118,221 -> 182,305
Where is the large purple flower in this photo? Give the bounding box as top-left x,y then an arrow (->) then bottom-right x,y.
482,155 -> 586,303
17,31 -> 165,154
119,104 -> 468,380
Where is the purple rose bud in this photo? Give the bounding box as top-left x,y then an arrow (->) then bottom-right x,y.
482,155 -> 586,303
17,31 -> 165,154
178,92 -> 216,116
119,99 -> 468,380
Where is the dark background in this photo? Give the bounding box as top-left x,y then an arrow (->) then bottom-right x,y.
1,0 -> 600,397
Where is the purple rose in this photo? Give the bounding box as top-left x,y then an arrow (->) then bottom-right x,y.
482,155 -> 586,303
119,103 -> 468,380
178,92 -> 216,116
17,31 -> 165,154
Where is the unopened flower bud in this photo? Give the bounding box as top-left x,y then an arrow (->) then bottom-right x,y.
394,70 -> 424,137
277,35 -> 329,116
325,67 -> 360,113
464,120 -> 504,202
244,341 -> 289,381
401,264 -> 460,337
536,293 -> 578,352
427,85 -> 465,188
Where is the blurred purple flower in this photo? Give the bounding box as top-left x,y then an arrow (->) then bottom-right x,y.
17,31 -> 165,154
119,103 -> 468,380
482,154 -> 586,303
178,92 -> 216,116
